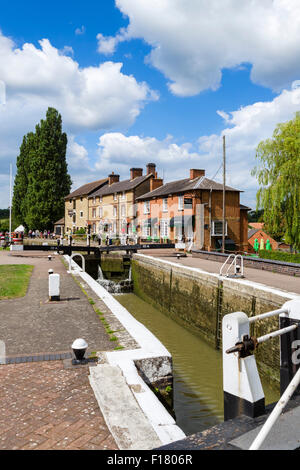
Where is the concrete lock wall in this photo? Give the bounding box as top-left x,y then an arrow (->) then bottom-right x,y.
132,254 -> 297,388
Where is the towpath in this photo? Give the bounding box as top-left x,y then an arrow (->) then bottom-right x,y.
0,250 -> 117,450
139,248 -> 300,295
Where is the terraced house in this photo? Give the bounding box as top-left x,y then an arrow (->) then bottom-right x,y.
64,178 -> 108,234
88,164 -> 162,238
136,169 -> 249,252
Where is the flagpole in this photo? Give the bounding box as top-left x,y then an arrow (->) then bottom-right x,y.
9,163 -> 12,244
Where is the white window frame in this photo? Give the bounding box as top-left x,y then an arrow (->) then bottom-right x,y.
121,191 -> 126,200
211,220 -> 228,236
121,204 -> 126,217
178,196 -> 184,211
113,206 -> 117,217
100,196 -> 102,203
142,221 -> 151,237
114,193 -> 117,201
162,198 -> 168,212
160,219 -> 169,238
99,207 -> 103,218
144,201 -> 150,214
92,209 -> 96,218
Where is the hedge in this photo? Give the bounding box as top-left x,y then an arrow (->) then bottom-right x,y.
259,249 -> 300,264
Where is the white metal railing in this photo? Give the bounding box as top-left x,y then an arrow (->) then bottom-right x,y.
250,366 -> 300,450
223,299 -> 300,450
220,253 -> 244,277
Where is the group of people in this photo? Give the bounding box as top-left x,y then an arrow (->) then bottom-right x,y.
28,229 -> 56,239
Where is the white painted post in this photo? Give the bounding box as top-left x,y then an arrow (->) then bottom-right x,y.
222,311 -> 265,420
49,273 -> 60,301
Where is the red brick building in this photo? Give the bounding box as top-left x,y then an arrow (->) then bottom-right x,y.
136,169 -> 249,252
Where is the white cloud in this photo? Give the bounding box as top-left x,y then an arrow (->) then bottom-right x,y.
101,0 -> 300,96
0,32 -> 157,206
91,82 -> 300,209
75,26 -> 86,36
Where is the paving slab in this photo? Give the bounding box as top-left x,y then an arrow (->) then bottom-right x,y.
229,405 -> 300,450
0,361 -> 117,450
0,251 -> 115,356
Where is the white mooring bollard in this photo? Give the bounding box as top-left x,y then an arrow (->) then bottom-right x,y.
222,312 -> 265,421
49,273 -> 60,301
223,298 -> 300,422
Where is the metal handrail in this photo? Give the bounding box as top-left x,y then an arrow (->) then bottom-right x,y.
220,253 -> 244,277
250,366 -> 300,450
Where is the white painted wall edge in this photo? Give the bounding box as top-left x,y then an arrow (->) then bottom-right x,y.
64,255 -> 185,446
134,253 -> 299,301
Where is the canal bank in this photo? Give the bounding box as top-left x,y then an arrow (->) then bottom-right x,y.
117,293 -> 279,436
131,254 -> 299,388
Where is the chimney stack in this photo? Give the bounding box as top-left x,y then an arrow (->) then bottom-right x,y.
190,169 -> 205,180
146,163 -> 156,176
130,168 -> 143,180
150,178 -> 163,192
109,172 -> 120,185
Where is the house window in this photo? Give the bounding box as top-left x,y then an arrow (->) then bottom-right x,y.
212,220 -> 228,236
160,219 -> 169,238
114,193 -> 117,201
184,197 -> 193,209
92,223 -> 96,233
100,196 -> 102,203
121,191 -> 126,200
178,196 -> 184,211
113,222 -> 117,233
113,206 -> 117,217
143,221 -> 151,237
99,207 -> 103,218
144,201 -> 150,214
93,197 -> 96,205
121,205 -> 126,217
92,209 -> 96,218
162,198 -> 168,212
80,211 -> 83,218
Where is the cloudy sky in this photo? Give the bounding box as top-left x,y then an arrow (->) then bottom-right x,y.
1,0 -> 300,209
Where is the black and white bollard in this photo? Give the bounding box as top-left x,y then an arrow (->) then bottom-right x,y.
222,312 -> 265,421
72,338 -> 88,365
49,273 -> 60,301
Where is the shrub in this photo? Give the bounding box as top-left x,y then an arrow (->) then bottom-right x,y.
259,249 -> 300,264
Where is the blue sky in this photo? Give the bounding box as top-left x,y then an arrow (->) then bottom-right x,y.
1,0 -> 300,209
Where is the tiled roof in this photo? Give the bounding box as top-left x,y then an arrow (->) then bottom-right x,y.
89,174 -> 151,198
248,228 -> 259,239
240,204 -> 251,211
65,178 -> 108,200
249,222 -> 264,230
136,176 -> 240,201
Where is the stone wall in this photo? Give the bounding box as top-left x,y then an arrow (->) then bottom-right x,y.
132,254 -> 297,388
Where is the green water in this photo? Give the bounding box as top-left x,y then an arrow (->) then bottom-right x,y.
116,293 -> 279,436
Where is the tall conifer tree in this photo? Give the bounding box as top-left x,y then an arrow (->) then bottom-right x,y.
13,108 -> 71,230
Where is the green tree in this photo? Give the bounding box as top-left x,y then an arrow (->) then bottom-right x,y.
13,108 -> 72,230
252,112 -> 300,250
12,132 -> 34,228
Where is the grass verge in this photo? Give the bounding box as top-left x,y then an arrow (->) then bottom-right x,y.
0,264 -> 33,300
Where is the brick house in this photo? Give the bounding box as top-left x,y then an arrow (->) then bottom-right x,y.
136,169 -> 249,251
88,164 -> 161,238
64,179 -> 108,234
248,228 -> 279,252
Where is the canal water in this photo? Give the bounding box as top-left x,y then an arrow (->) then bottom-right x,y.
116,293 -> 279,436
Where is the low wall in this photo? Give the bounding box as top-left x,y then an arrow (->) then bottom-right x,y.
192,249 -> 300,277
132,254 -> 299,387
